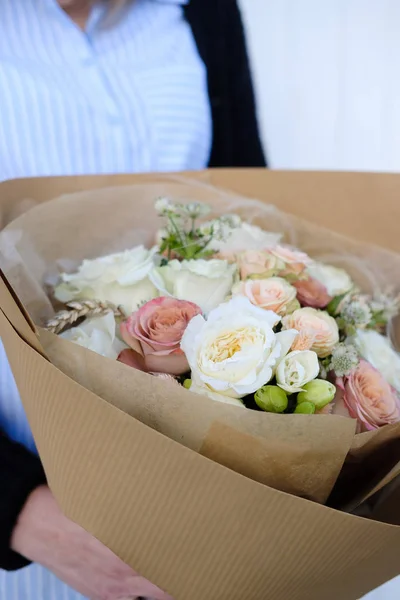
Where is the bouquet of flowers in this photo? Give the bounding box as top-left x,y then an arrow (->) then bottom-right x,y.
2,176 -> 400,600
47,196 -> 400,435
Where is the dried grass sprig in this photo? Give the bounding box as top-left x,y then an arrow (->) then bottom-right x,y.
45,300 -> 126,335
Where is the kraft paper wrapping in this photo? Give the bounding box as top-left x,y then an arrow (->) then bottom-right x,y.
1,171 -> 400,599
2,307 -> 400,600
1,178 -> 400,507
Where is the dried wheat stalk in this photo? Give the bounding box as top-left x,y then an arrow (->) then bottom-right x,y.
45,300 -> 126,335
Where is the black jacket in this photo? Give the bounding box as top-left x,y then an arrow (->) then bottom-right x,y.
185,0 -> 267,167
0,0 -> 265,572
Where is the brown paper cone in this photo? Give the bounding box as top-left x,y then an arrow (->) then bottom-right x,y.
1,170 -> 400,599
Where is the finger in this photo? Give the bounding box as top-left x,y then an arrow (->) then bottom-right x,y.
132,578 -> 174,600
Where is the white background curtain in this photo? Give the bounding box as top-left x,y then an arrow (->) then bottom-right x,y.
240,0 -> 400,172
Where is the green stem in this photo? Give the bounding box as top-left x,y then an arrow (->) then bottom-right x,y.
168,216 -> 187,258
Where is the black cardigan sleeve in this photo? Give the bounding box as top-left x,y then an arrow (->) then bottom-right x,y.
185,0 -> 267,168
0,430 -> 46,571
221,0 -> 267,168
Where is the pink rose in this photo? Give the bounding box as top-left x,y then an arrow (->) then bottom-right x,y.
293,276 -> 332,308
335,360 -> 400,431
268,245 -> 313,277
119,297 -> 201,375
236,250 -> 284,280
282,307 -> 339,358
232,277 -> 298,316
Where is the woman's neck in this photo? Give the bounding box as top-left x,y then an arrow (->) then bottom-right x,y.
58,0 -> 93,29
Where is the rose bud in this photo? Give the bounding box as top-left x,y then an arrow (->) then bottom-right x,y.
294,401 -> 316,414
297,379 -> 336,410
255,385 -> 288,413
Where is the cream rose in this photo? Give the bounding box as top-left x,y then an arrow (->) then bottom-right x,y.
211,221 -> 282,254
276,350 -> 320,393
232,277 -> 298,316
181,296 -> 298,404
60,312 -> 126,359
352,329 -> 400,392
153,259 -> 237,315
55,246 -> 159,314
282,307 -> 339,358
306,262 -> 353,297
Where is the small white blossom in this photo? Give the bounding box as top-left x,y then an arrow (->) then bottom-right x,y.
198,218 -> 228,241
341,297 -> 372,327
220,214 -> 242,228
370,291 -> 400,321
183,201 -> 211,219
329,343 -> 359,377
154,197 -> 181,216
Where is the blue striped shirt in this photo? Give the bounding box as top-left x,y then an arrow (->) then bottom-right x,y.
0,0 -> 211,598
0,0 -> 212,181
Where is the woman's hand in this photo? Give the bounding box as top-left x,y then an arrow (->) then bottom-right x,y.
11,485 -> 172,600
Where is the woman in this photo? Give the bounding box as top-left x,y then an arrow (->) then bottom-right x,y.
0,0 -> 265,598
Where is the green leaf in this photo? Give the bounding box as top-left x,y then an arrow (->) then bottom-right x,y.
327,293 -> 347,316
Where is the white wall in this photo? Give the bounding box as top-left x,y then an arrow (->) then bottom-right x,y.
239,0 -> 400,171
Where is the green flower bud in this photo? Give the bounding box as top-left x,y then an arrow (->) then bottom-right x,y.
183,379 -> 192,390
255,385 -> 288,413
294,401 -> 316,414
297,379 -> 336,410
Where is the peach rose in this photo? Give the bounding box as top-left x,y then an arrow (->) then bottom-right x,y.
290,329 -> 315,352
335,360 -> 400,431
293,276 -> 332,308
268,245 -> 313,277
236,250 -> 284,280
282,307 -> 339,358
119,296 -> 201,375
232,277 -> 298,316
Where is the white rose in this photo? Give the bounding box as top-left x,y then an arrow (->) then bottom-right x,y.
306,263 -> 353,297
352,329 -> 400,392
60,312 -> 126,359
154,259 -> 237,314
55,246 -> 159,314
181,296 -> 298,404
211,221 -> 282,254
276,350 -> 320,393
